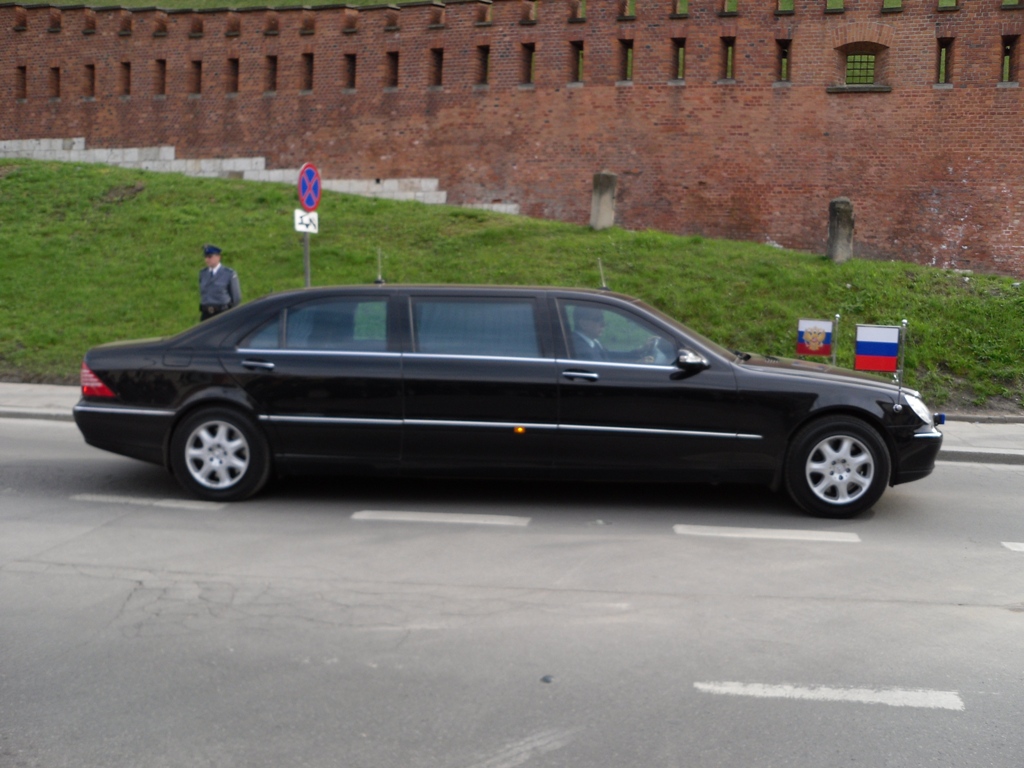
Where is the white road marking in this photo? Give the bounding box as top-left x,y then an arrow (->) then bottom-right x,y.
353,510 -> 531,527
1002,542 -> 1024,552
71,493 -> 225,511
694,681 -> 964,711
673,524 -> 860,543
463,728 -> 577,768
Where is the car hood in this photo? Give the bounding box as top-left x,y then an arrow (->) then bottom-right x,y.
738,354 -> 908,394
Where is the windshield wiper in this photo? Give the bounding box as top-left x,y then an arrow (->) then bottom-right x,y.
731,349 -> 752,361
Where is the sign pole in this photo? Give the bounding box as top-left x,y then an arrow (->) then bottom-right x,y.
303,232 -> 311,287
296,163 -> 322,288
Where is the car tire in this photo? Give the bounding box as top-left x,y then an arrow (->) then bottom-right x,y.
169,407 -> 271,502
784,417 -> 891,519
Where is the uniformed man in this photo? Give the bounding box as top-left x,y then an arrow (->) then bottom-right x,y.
198,244 -> 242,321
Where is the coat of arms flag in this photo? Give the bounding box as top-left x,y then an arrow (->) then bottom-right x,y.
797,319 -> 833,356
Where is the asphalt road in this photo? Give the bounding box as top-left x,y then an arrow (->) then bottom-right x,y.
1,418 -> 1023,768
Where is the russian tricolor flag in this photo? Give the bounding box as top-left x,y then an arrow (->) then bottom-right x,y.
855,325 -> 901,372
797,319 -> 833,357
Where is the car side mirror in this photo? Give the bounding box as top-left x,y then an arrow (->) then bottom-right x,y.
675,349 -> 710,374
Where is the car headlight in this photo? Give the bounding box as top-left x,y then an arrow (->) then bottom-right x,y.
903,393 -> 934,428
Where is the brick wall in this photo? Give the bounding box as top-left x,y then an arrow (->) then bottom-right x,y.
2,0 -> 1023,275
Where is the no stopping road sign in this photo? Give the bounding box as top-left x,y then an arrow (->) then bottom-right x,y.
298,163 -> 322,212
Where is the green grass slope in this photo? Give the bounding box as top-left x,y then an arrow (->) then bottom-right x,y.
1,159 -> 1022,410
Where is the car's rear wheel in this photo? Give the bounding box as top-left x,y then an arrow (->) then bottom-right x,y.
170,407 -> 270,501
785,417 -> 890,518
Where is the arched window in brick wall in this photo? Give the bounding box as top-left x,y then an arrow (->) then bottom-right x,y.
846,53 -> 875,83
829,41 -> 891,92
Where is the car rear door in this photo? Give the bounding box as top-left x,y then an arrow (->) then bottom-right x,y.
399,290 -> 559,475
221,293 -> 403,468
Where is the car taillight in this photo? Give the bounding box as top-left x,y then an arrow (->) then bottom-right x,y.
81,362 -> 116,399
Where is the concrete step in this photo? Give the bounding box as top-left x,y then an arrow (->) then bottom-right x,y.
0,136 -> 520,213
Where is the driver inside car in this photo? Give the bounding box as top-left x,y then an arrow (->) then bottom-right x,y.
569,305 -> 674,364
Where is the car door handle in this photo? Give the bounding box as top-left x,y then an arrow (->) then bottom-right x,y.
562,370 -> 599,382
241,359 -> 275,371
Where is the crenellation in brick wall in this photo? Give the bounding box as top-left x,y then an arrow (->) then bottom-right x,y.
3,0 -> 1024,274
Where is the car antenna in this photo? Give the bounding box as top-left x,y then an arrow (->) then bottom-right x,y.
374,247 -> 386,285
598,258 -> 610,291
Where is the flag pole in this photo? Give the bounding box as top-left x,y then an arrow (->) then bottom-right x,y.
895,318 -> 908,404
833,313 -> 840,368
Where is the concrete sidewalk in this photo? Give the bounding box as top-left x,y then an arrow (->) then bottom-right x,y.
0,381 -> 1021,465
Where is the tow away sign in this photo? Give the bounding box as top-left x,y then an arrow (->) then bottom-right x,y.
294,209 -> 319,233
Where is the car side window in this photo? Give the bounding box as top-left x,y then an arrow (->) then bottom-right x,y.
285,299 -> 388,351
561,301 -> 676,364
411,299 -> 542,358
243,314 -> 283,349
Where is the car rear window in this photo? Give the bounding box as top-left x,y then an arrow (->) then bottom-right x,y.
411,299 -> 541,358
242,298 -> 388,351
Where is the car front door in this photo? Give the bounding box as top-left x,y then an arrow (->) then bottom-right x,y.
400,292 -> 559,475
555,297 -> 762,481
222,294 -> 403,468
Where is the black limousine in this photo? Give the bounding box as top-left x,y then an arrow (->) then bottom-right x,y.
74,285 -> 943,517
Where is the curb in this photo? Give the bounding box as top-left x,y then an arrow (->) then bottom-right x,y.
0,408 -> 74,422
937,449 -> 1024,466
944,414 -> 1024,425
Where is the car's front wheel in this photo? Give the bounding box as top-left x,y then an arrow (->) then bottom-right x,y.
784,417 -> 891,518
169,407 -> 270,501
